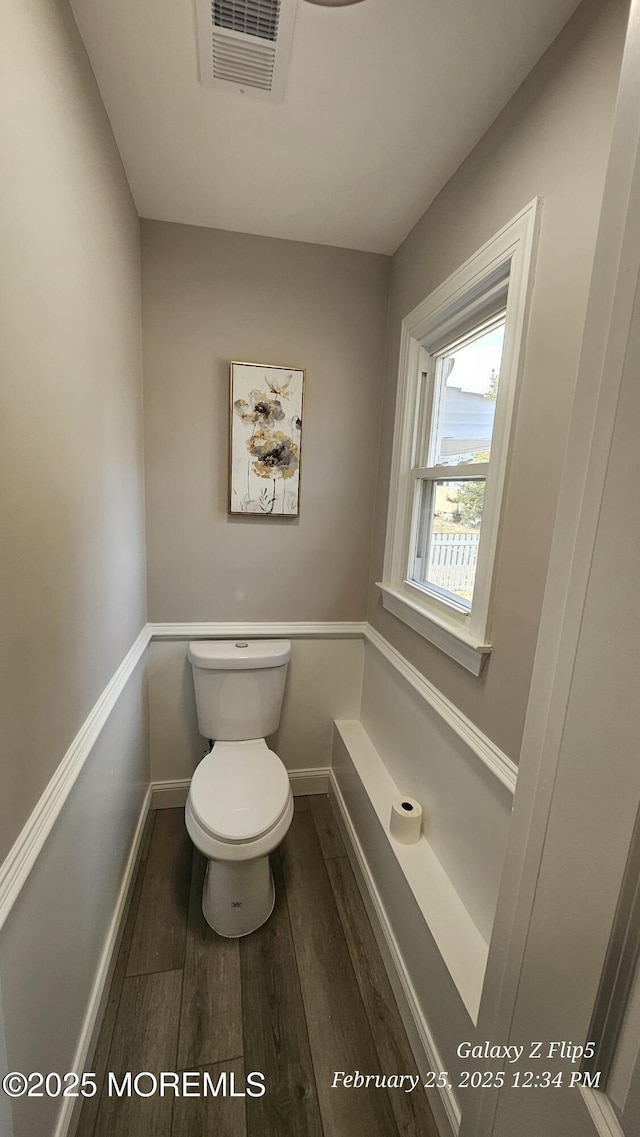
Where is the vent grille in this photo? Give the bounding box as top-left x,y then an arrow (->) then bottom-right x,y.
212,32 -> 276,90
213,0 -> 280,42
196,0 -> 298,102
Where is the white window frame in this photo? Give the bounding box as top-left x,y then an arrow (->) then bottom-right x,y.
378,199 -> 541,675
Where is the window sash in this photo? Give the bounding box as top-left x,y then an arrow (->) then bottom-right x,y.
409,574 -> 472,614
407,471 -> 488,612
407,303 -> 507,620
411,463 -> 490,481
420,311 -> 506,472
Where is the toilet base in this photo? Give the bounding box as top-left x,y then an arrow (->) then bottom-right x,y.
202,854 -> 275,937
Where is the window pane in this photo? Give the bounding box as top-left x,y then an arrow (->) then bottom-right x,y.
411,479 -> 485,606
434,321 -> 505,466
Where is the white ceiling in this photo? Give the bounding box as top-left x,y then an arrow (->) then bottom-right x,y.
70,0 -> 581,254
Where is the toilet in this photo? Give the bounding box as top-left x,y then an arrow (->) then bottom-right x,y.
184,638 -> 293,937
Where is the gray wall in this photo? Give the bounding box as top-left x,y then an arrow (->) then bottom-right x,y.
367,0 -> 628,762
141,221 -> 390,622
1,664 -> 148,1137
0,664 -> 149,1137
0,0 -> 147,860
0,4 -> 149,1133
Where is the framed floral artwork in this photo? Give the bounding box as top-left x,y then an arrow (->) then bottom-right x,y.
229,361 -> 305,516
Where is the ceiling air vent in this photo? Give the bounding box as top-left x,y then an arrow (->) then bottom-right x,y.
195,0 -> 299,102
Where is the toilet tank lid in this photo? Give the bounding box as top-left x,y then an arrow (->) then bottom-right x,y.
188,639 -> 292,670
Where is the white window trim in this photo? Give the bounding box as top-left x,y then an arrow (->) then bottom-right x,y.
378,198 -> 541,675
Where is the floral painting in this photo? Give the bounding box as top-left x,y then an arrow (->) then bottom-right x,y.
229,362 -> 304,516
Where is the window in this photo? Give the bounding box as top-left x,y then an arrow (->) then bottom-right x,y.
378,200 -> 540,674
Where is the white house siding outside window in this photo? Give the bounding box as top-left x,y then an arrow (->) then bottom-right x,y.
378,200 -> 541,675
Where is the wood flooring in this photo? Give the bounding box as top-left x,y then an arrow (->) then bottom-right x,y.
77,798 -> 439,1137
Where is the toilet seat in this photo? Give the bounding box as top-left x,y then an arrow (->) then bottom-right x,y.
189,739 -> 290,844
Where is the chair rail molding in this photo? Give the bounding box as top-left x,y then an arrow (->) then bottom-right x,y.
363,624 -> 517,794
147,620 -> 368,639
0,618 -> 516,931
0,625 -> 151,932
148,620 -> 517,792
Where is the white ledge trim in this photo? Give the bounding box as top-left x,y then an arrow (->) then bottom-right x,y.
378,584 -> 490,676
148,620 -> 367,639
334,719 -> 487,1024
364,623 -> 517,793
0,625 -> 151,933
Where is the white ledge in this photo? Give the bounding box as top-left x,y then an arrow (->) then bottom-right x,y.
377,584 -> 491,676
335,719 -> 488,1024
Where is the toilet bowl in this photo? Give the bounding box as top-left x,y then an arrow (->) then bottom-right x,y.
185,639 -> 293,937
185,739 -> 293,936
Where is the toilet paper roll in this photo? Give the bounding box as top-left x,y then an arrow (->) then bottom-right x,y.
389,797 -> 423,844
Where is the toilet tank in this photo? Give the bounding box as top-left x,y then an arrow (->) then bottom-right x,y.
188,640 -> 291,741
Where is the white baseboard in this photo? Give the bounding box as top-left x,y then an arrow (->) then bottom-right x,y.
56,787 -> 152,1137
151,779 -> 191,809
329,768 -> 460,1137
151,767 -> 331,811
57,767 -> 456,1137
288,766 -> 330,794
0,625 -> 150,933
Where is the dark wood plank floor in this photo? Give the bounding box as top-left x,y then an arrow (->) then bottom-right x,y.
78,798 -> 439,1137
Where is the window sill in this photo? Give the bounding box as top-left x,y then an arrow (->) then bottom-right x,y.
376,583 -> 492,676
